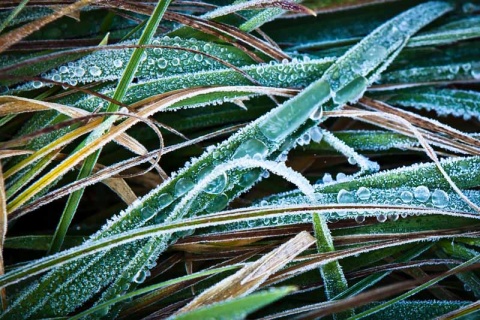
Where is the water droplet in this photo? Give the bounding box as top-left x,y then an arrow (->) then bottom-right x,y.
52,74 -> 61,82
356,187 -> 371,201
400,212 -> 408,218
471,65 -> 480,79
377,214 -> 387,223
32,81 -> 43,88
205,193 -> 229,213
355,215 -> 365,224
89,66 -> 102,76
464,284 -> 472,292
309,106 -> 323,120
347,156 -> 357,165
388,214 -> 399,221
157,58 -> 168,69
258,80 -> 330,142
155,193 -> 173,210
333,76 -> 368,105
199,167 -> 228,194
322,173 -> 333,183
194,53 -> 203,62
337,189 -> 355,204
239,171 -> 260,187
301,132 -> 311,145
172,58 -> 180,66
365,45 -> 387,61
74,67 -> 85,77
336,172 -> 347,182
133,270 -> 147,283
400,191 -> 413,203
59,66 -> 69,74
310,127 -> 323,143
414,186 -> 430,202
257,66 -> 265,75
232,139 -> 268,159
431,189 -> 449,208
174,178 -> 194,197
261,170 -> 270,178
114,59 -> 123,68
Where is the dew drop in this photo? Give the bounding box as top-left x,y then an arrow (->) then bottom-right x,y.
113,59 -> 123,68
431,189 -> 449,208
32,81 -> 43,88
337,189 -> 355,204
336,172 -> 347,182
51,74 -> 61,82
464,284 -> 472,292
232,139 -> 268,159
156,193 -> 173,209
333,76 -> 368,105
401,212 -> 408,218
414,186 -> 430,202
205,193 -> 229,213
261,170 -> 270,179
198,167 -> 228,195
400,191 -> 413,203
133,270 -> 147,283
59,66 -> 69,74
388,213 -> 399,221
74,67 -> 85,77
157,58 -> 168,69
322,173 -> 333,184
172,57 -> 180,66
356,187 -> 371,201
309,106 -> 323,120
347,156 -> 357,165
194,53 -> 203,62
355,215 -> 365,224
471,65 -> 480,79
89,66 -> 102,76
310,127 -> 323,143
174,178 -> 195,197
377,214 -> 387,223
239,171 -> 260,187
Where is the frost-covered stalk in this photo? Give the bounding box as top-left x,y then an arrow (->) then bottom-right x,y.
2,2 -> 453,318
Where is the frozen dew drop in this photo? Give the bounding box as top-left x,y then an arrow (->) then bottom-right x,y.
232,139 -> 268,159
355,215 -> 365,224
310,126 -> 323,143
113,59 -> 123,68
464,284 -> 472,292
336,172 -> 347,182
309,106 -> 323,120
337,189 -> 355,204
155,193 -> 173,210
278,152 -> 288,162
400,191 -> 413,203
388,213 -> 399,221
172,57 -> 180,66
32,81 -> 43,88
365,45 -> 387,61
52,74 -> 61,82
174,178 -> 195,197
59,66 -> 69,74
88,65 -> 102,77
301,132 -> 311,145
347,156 -> 357,165
431,189 -> 449,208
194,53 -> 203,62
133,270 -> 147,284
74,67 -> 85,77
401,212 -> 408,218
376,214 -> 387,223
261,170 -> 270,178
322,173 -> 333,183
198,167 -> 228,195
333,76 -> 368,105
239,171 -> 260,187
356,187 -> 371,201
414,186 -> 430,202
205,193 -> 229,213
471,65 -> 480,79
157,58 -> 168,69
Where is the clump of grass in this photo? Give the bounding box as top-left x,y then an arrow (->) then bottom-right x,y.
0,0 -> 480,319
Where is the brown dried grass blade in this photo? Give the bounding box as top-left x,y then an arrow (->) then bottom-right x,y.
0,162 -> 7,310
176,231 -> 315,314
